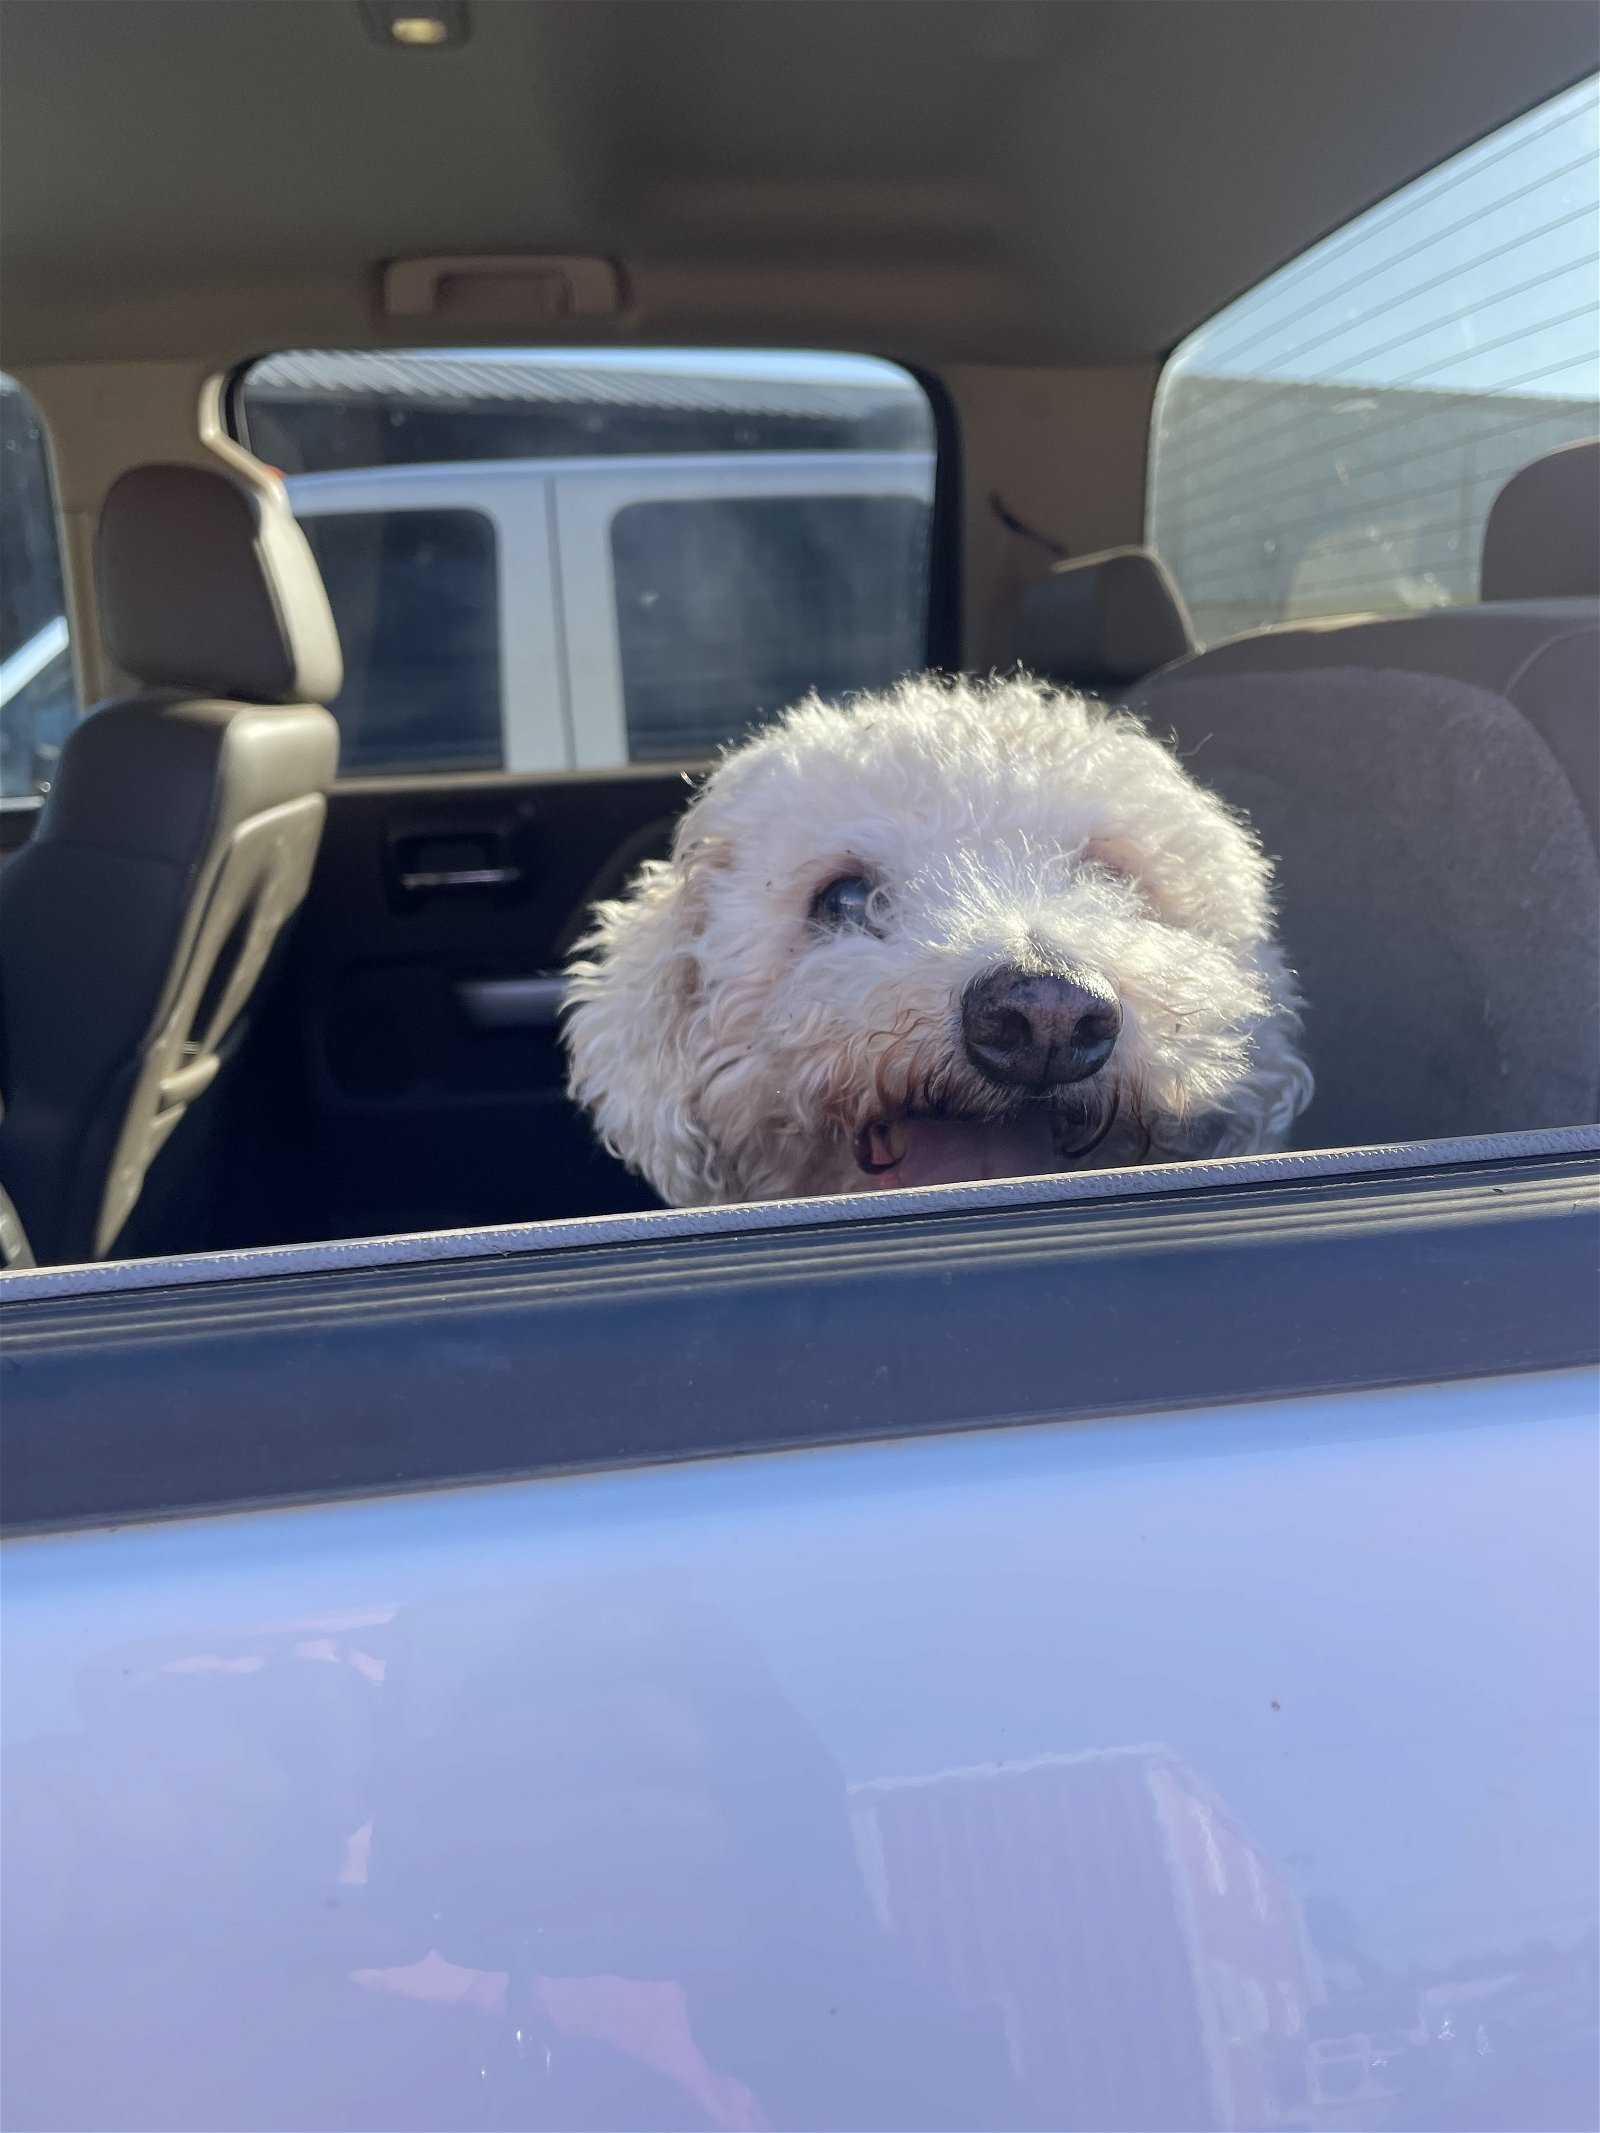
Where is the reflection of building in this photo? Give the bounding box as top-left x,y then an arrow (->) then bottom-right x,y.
1301,1976 -> 1504,2116
849,1747 -> 1320,2132
1304,1943 -> 1600,2123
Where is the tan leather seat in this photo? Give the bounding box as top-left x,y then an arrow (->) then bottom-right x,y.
0,462 -> 341,1264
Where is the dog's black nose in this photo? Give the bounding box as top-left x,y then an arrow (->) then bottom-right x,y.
962,964 -> 1122,1088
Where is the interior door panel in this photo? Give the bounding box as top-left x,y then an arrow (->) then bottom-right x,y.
226,766 -> 695,1245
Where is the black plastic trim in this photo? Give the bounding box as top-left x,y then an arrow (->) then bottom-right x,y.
0,796 -> 42,856
3,1148 -> 1594,1534
8,1125 -> 1595,1302
906,358 -> 963,671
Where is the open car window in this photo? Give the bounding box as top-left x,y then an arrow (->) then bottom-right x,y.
0,69 -> 1592,1288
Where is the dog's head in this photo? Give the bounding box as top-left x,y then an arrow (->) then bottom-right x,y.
564,677 -> 1312,1205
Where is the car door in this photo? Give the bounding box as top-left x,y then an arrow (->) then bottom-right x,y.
246,758 -> 697,1244
4,1134 -> 1596,2133
250,465 -> 690,1242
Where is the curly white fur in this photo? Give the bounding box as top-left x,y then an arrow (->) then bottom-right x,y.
564,676 -> 1313,1205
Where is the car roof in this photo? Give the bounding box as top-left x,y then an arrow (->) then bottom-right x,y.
1,0 -> 1596,369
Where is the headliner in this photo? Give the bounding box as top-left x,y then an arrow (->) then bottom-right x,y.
2,0 -> 1596,368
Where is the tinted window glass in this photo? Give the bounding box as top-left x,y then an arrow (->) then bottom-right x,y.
1148,77 -> 1600,642
612,494 -> 929,760
1,375 -> 77,799
298,509 -> 501,775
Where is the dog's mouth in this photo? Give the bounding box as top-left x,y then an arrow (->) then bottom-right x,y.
852,1097 -> 1127,1190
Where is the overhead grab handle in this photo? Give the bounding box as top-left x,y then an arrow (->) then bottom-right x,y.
382,254 -> 625,321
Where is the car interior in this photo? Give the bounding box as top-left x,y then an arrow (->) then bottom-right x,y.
0,0 -> 1596,1270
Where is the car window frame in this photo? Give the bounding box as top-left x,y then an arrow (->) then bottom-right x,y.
1,348 -> 1594,1521
3,1125 -> 1594,1533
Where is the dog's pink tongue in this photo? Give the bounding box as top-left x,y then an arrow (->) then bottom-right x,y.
860,1111 -> 1058,1189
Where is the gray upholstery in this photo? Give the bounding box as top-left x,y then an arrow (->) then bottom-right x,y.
1016,546 -> 1194,694
98,462 -> 343,704
0,462 -> 340,1265
1164,602 -> 1600,848
1480,437 -> 1600,603
1126,444 -> 1600,1151
1130,665 -> 1600,1151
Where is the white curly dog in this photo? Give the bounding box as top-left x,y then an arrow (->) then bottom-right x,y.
564,676 -> 1313,1205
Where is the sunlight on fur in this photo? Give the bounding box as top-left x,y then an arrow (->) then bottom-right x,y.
563,677 -> 1313,1205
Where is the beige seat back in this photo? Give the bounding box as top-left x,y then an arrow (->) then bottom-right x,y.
0,462 -> 341,1264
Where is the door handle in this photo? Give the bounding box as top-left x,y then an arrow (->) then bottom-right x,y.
455,975 -> 570,1029
399,863 -> 525,892
386,818 -> 537,906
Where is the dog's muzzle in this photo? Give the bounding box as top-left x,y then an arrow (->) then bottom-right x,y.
961,963 -> 1122,1089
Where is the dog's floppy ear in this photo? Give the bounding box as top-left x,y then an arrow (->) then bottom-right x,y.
1194,1017 -> 1316,1157
1186,946 -> 1315,1158
562,837 -> 729,1205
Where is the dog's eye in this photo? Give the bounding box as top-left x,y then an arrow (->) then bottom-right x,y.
810,873 -> 879,934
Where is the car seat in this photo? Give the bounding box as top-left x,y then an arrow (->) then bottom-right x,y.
1022,442 -> 1600,1150
0,462 -> 341,1264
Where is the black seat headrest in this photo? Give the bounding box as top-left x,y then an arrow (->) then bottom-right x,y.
1016,546 -> 1194,694
1480,437 -> 1600,603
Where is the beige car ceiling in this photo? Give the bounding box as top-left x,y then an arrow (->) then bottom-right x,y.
2,0 -> 1595,370
0,0 -> 1594,684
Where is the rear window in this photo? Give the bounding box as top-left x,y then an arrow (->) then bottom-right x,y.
1148,75 -> 1599,643
298,509 -> 501,776
613,494 -> 929,760
235,350 -> 937,778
